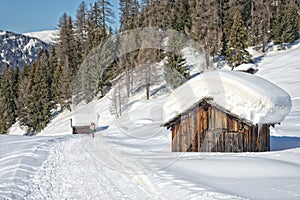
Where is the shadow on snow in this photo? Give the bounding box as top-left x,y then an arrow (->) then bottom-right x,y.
271,136 -> 300,151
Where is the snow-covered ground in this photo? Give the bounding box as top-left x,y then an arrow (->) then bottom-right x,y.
1,44 -> 300,199
257,43 -> 300,137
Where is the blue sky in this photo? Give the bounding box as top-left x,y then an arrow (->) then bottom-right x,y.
0,0 -> 119,33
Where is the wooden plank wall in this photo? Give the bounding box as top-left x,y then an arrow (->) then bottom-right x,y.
171,103 -> 271,152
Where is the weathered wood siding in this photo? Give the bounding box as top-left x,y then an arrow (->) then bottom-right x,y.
171,103 -> 270,152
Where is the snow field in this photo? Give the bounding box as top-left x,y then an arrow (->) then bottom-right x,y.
257,42 -> 300,137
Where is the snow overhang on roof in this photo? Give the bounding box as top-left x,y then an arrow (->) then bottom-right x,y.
163,70 -> 292,125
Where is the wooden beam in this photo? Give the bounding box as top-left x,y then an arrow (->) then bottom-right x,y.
198,107 -> 203,152
190,111 -> 197,152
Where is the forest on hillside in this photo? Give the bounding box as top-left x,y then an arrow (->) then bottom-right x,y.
0,0 -> 300,134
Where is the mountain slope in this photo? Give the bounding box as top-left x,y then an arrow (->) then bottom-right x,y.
0,30 -> 51,70
24,30 -> 59,44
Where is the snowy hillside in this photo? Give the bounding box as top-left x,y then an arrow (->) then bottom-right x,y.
1,44 -> 300,199
257,43 -> 300,137
0,30 -> 50,69
24,30 -> 59,44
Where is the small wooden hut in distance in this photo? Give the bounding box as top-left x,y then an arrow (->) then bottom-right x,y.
71,113 -> 98,134
162,71 -> 292,153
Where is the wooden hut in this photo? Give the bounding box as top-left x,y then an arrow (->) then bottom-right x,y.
70,119 -> 90,134
70,113 -> 98,134
162,98 -> 272,152
162,71 -> 291,152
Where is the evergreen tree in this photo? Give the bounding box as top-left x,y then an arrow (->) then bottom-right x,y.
164,36 -> 189,89
30,56 -> 53,132
59,13 -> 80,78
249,0 -> 273,52
17,53 -> 53,133
75,1 -> 88,59
140,0 -> 152,27
273,2 -> 299,46
119,0 -> 140,31
87,2 -> 107,49
61,58 -> 73,110
17,65 -> 35,132
0,65 -> 18,134
52,60 -> 64,104
98,0 -> 115,31
173,0 -> 191,33
221,1 -> 234,55
48,47 -> 58,102
227,10 -> 252,69
164,51 -> 189,89
189,0 -> 222,67
149,0 -> 169,29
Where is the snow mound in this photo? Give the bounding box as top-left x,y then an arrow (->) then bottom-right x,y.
163,70 -> 292,125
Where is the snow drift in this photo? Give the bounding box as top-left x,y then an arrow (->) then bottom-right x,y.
163,70 -> 292,125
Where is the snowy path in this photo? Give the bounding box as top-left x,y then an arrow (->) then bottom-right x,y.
24,131 -> 248,200
27,135 -> 157,199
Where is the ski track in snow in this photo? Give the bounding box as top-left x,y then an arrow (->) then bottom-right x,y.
23,132 -> 246,200
27,136 -> 156,200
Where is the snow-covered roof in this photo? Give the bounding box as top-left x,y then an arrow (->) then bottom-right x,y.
163,70 -> 292,125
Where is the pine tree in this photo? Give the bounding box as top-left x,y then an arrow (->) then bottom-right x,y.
75,1 -> 88,59
58,13 -> 70,58
48,47 -> 58,102
58,13 -> 79,77
249,0 -> 273,52
30,56 -> 53,132
52,60 -> 64,105
140,0 -> 152,27
61,58 -> 73,110
0,65 -> 18,134
273,2 -> 299,46
221,1 -> 234,55
87,2 -> 107,49
17,65 -> 35,132
173,0 -> 191,33
189,0 -> 222,67
150,0 -> 167,28
164,35 -> 189,89
17,52 -> 53,133
98,0 -> 115,31
119,0 -> 140,31
57,13 -> 79,110
164,51 -> 189,89
227,10 -> 252,69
